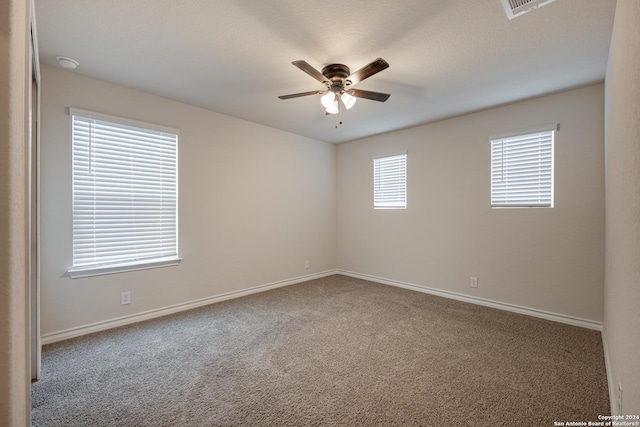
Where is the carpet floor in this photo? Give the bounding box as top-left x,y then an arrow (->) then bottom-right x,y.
31,274 -> 610,426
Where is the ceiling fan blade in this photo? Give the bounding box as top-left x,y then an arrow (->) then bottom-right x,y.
278,90 -> 325,100
346,58 -> 389,86
347,88 -> 390,102
292,60 -> 330,85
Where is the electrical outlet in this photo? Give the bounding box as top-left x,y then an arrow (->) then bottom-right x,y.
304,260 -> 310,269
470,277 -> 478,288
618,382 -> 623,414
120,291 -> 131,305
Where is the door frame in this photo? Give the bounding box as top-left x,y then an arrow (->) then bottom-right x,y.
30,0 -> 41,381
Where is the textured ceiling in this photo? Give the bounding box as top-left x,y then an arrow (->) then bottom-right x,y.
34,0 -> 616,144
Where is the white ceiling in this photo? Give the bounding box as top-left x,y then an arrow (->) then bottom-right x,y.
34,0 -> 616,144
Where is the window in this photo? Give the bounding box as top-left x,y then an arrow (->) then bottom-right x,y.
373,153 -> 407,209
69,108 -> 180,277
490,126 -> 555,208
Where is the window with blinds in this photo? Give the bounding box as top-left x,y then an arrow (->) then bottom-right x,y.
490,128 -> 554,208
69,108 -> 180,277
373,153 -> 407,209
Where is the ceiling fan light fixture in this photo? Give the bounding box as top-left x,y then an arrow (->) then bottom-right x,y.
326,99 -> 339,115
320,91 -> 336,108
341,92 -> 357,109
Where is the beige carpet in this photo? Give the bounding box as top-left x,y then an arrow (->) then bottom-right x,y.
31,274 -> 609,426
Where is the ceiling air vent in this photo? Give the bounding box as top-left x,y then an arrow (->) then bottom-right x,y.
501,0 -> 558,19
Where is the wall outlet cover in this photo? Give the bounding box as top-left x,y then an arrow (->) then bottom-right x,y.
120,291 -> 131,305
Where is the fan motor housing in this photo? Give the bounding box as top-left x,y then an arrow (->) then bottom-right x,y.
322,64 -> 350,82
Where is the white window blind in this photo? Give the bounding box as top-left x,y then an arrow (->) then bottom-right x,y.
373,153 -> 407,209
70,109 -> 179,275
491,129 -> 554,208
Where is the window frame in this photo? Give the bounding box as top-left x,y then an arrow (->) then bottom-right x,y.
67,107 -> 181,278
373,152 -> 407,210
490,124 -> 557,209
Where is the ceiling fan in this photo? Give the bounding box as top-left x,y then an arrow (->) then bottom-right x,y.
278,58 -> 390,115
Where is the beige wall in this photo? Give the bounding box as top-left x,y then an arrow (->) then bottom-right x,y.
0,0 -> 31,425
604,0 -> 640,416
337,84 -> 605,322
40,66 -> 337,335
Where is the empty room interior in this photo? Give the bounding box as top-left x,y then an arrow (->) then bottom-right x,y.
2,0 -> 639,425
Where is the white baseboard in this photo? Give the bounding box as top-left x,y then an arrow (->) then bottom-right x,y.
43,268 -> 603,345
602,329 -> 616,415
337,269 -> 603,331
42,270 -> 337,345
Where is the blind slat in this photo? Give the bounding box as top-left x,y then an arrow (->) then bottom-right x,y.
72,113 -> 179,269
491,130 -> 554,208
374,154 -> 407,209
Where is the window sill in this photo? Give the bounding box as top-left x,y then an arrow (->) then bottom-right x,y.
374,207 -> 407,210
491,205 -> 553,209
68,257 -> 182,279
